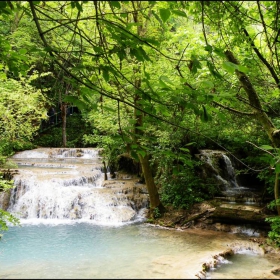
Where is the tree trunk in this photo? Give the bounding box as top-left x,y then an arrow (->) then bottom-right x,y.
103,161 -> 108,180
138,154 -> 165,216
225,50 -> 280,215
275,173 -> 280,215
131,2 -> 165,217
61,103 -> 67,147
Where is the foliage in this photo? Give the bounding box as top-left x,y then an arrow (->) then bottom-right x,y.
151,139 -> 219,209
0,76 -> 47,143
0,0 -> 280,242
0,139 -> 36,158
0,174 -> 14,192
0,209 -> 20,234
266,216 -> 280,247
152,207 -> 162,219
158,160 -> 219,210
0,174 -> 20,237
33,113 -> 92,147
83,132 -> 125,175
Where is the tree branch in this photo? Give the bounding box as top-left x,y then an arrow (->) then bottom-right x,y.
212,101 -> 254,116
243,28 -> 280,89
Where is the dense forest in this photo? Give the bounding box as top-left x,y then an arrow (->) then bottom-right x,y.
0,1 -> 280,247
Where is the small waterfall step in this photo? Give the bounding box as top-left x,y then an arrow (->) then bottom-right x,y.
0,148 -> 149,225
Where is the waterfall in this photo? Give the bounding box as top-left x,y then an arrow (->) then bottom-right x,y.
199,150 -> 239,191
222,154 -> 239,188
3,148 -> 149,225
198,149 -> 263,205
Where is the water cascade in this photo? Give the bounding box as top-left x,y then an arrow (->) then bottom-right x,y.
1,148 -> 149,225
198,149 -> 262,204
1,148 -> 280,279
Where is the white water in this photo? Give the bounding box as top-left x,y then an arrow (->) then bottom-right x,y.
5,148 -> 149,226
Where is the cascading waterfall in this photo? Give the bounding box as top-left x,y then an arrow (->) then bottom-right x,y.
3,148 -> 149,225
199,150 -> 239,190
199,149 -> 262,204
197,149 -> 268,240
222,154 -> 239,189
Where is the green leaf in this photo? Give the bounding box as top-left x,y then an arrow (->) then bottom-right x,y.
159,8 -> 171,22
204,45 -> 212,52
179,147 -> 190,153
102,67 -> 109,82
137,47 -> 151,61
130,48 -> 144,61
135,126 -> 146,131
93,46 -> 103,53
187,103 -> 200,115
213,47 -> 226,58
222,61 -> 238,74
142,37 -> 161,47
151,10 -> 163,25
75,2 -> 83,12
159,78 -> 170,89
131,150 -> 138,161
275,163 -> 280,173
260,145 -> 274,150
120,12 -> 128,18
19,49 -> 27,55
160,75 -> 173,86
185,142 -> 196,146
137,150 -> 146,158
0,72 -> 7,80
200,105 -> 210,122
236,65 -> 249,73
172,10 -> 187,17
201,80 -> 214,88
63,95 -> 89,111
110,1 -> 121,9
207,61 -> 222,79
172,166 -> 181,175
103,106 -> 116,113
190,55 -> 202,74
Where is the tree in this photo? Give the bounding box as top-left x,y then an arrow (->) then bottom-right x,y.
1,1 -> 280,220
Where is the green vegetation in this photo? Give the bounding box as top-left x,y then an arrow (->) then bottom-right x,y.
0,0 -> 279,246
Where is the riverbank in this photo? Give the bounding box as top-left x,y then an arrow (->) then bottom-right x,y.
146,201 -> 280,278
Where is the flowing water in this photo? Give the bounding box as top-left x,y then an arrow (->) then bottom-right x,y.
0,148 -> 280,279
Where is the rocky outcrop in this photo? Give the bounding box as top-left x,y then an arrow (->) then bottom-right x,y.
149,199 -> 275,236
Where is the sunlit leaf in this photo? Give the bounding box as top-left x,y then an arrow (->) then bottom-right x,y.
63,95 -> 89,111
172,10 -> 187,17
222,61 -> 238,74
236,65 -> 249,73
260,145 -> 274,150
159,8 -> 171,22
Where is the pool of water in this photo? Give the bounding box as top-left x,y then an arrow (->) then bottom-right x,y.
0,222 -> 279,279
206,249 -> 280,279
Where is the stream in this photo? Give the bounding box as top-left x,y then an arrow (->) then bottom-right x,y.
0,148 -> 279,279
